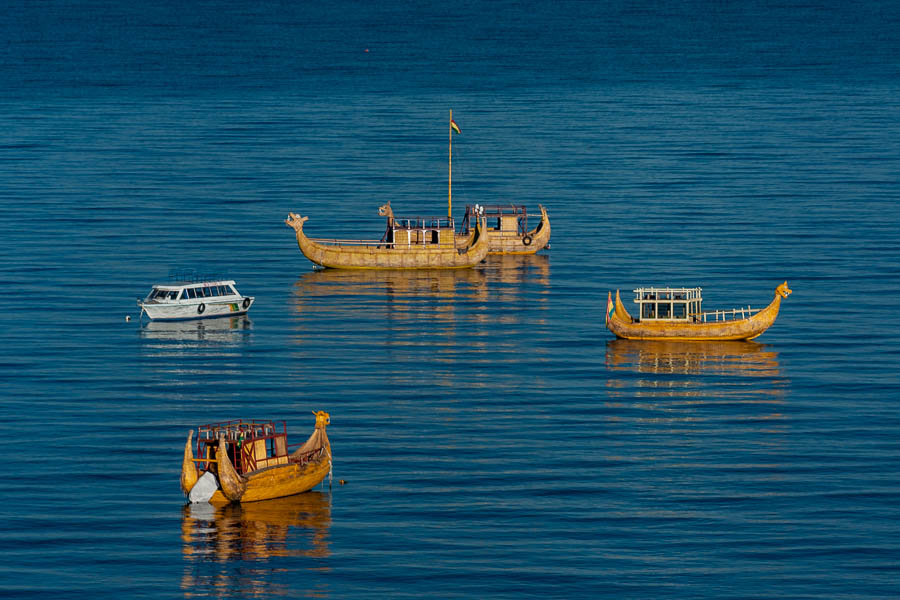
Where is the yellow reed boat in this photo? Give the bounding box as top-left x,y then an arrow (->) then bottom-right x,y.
285,203 -> 489,269
181,411 -> 331,505
456,204 -> 550,254
606,281 -> 792,341
286,110 -> 497,270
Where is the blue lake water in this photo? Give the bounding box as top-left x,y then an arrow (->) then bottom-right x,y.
2,1 -> 900,598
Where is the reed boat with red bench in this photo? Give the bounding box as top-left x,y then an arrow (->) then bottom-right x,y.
606,281 -> 792,341
181,412 -> 331,505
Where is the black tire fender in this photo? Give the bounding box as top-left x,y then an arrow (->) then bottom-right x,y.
197,303 -> 206,314
522,234 -> 533,246
242,298 -> 251,309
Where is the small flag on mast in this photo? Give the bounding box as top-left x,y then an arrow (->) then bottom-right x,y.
606,291 -> 614,325
450,119 -> 461,134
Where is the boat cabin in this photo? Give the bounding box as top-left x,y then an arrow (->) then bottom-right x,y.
383,216 -> 457,247
195,419 -> 290,476
459,204 -> 529,236
144,281 -> 240,303
633,287 -> 703,322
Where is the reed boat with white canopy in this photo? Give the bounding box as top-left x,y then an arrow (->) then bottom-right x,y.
181,412 -> 332,505
138,272 -> 254,321
605,282 -> 792,341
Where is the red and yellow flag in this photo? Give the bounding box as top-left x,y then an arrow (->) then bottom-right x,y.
450,119 -> 461,134
606,291 -> 614,325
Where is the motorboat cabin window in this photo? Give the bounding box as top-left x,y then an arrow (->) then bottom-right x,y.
633,287 -> 702,322
186,288 -> 196,299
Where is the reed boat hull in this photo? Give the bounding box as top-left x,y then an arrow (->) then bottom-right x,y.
457,205 -> 551,255
286,213 -> 490,269
205,458 -> 331,505
606,283 -> 790,342
182,412 -> 332,505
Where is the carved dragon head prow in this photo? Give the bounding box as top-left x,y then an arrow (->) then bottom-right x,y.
776,281 -> 792,298
285,212 -> 309,232
313,410 -> 330,429
378,202 -> 394,220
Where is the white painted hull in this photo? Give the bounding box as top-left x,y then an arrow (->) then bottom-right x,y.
140,298 -> 254,321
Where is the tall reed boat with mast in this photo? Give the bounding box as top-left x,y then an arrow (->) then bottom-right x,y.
285,111 -> 488,269
605,281 -> 792,341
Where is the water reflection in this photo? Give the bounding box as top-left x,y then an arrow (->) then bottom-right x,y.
606,339 -> 782,378
288,256 -> 551,391
290,254 -> 550,319
181,493 -> 331,598
605,339 -> 788,403
292,266 -> 488,301
140,316 -> 252,344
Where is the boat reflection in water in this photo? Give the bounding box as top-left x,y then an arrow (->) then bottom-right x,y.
290,253 -> 549,310
289,254 -> 550,390
140,315 -> 252,344
290,254 -> 550,339
605,339 -> 787,403
606,339 -> 782,378
181,492 -> 331,596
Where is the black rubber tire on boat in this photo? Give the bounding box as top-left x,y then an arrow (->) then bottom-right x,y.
197,303 -> 206,314
522,234 -> 533,246
242,298 -> 251,309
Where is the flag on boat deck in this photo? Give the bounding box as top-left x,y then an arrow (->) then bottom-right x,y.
450,119 -> 461,134
606,291 -> 614,325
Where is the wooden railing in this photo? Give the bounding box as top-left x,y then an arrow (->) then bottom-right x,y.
695,306 -> 760,322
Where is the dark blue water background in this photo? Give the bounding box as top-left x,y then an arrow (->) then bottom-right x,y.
2,1 -> 899,598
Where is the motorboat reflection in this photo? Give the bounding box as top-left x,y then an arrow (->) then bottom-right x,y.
139,316 -> 251,343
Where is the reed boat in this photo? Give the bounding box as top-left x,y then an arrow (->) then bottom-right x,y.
181,412 -> 331,505
285,203 -> 489,269
456,204 -> 550,254
606,281 -> 792,341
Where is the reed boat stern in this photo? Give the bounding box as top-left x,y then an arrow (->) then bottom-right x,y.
180,430 -> 198,495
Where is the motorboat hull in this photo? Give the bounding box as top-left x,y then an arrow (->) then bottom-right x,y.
140,298 -> 254,321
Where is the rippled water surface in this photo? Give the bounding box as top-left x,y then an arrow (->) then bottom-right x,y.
2,2 -> 900,598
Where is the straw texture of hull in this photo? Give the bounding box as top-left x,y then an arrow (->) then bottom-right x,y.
460,205 -> 550,255
206,456 -> 332,505
286,213 -> 489,269
181,413 -> 332,505
607,282 -> 791,341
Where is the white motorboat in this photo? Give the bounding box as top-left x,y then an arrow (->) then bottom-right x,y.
138,278 -> 254,321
